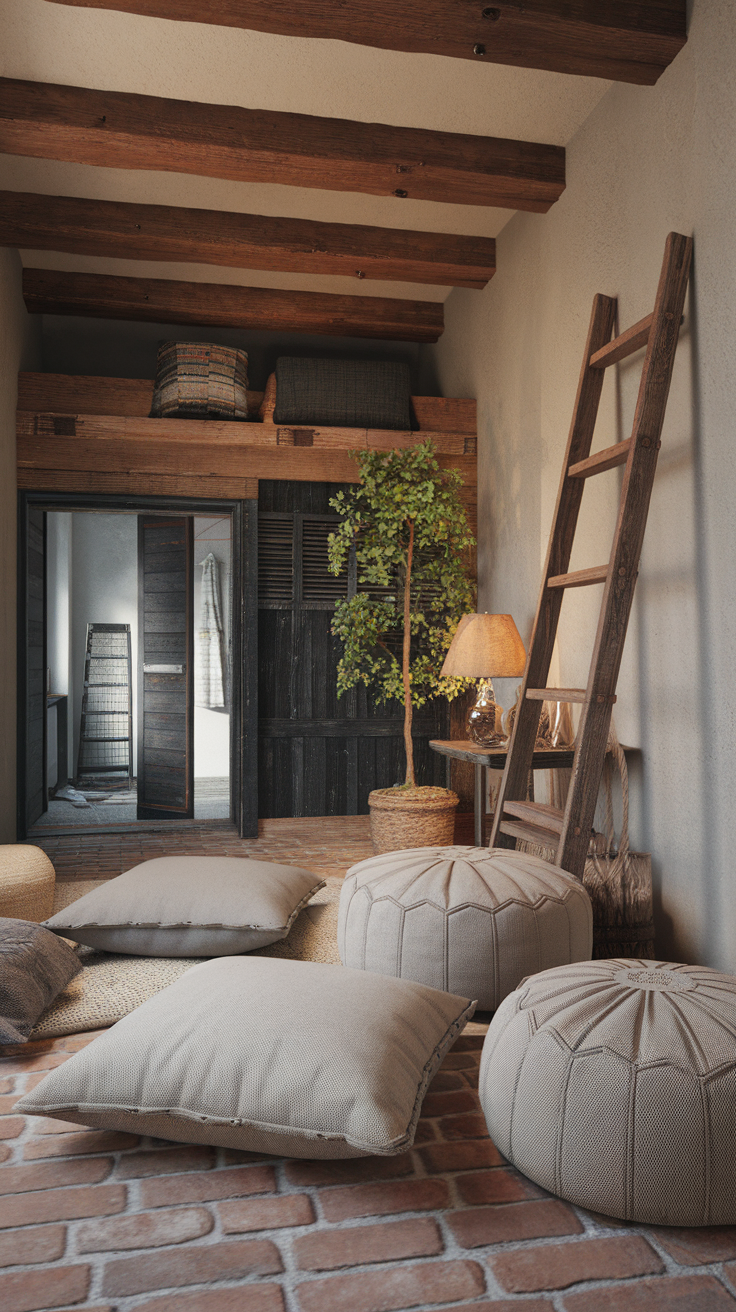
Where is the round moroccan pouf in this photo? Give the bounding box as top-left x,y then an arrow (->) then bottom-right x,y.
0,845 -> 56,922
337,847 -> 592,1011
480,959 -> 736,1226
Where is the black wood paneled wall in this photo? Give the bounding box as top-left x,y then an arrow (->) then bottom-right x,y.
257,481 -> 447,818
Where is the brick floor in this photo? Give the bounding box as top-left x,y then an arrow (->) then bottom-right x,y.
28,816 -> 377,884
6,818 -> 736,1310
4,1032 -> 736,1311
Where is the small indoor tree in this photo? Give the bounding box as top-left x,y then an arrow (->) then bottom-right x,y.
327,439 -> 476,790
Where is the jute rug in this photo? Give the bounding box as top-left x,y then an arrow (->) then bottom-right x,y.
31,877 -> 342,1040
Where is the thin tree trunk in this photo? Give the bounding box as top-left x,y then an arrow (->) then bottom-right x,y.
403,520 -> 415,787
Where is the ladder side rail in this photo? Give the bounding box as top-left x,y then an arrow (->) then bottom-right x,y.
556,232 -> 693,876
490,293 -> 617,848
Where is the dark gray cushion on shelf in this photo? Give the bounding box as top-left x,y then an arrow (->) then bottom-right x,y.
0,918 -> 82,1044
273,358 -> 412,430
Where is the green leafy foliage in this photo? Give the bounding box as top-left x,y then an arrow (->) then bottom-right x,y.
328,440 -> 476,784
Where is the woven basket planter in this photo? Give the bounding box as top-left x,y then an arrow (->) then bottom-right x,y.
368,787 -> 459,854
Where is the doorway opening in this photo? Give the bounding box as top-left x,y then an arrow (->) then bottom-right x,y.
18,495 -> 249,838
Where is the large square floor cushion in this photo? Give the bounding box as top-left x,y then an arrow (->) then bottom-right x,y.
16,956 -> 475,1158
338,847 -> 592,1011
480,959 -> 736,1226
44,856 -> 323,956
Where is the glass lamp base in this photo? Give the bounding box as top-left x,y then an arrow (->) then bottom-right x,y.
466,679 -> 504,747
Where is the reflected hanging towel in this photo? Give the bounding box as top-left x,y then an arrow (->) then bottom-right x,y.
196,553 -> 225,708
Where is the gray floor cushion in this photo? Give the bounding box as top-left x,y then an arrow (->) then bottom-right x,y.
0,918 -> 81,1044
480,958 -> 736,1225
16,955 -> 475,1159
44,856 -> 324,956
338,846 -> 592,1010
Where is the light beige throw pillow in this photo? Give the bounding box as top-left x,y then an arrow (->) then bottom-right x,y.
16,956 -> 475,1158
44,856 -> 323,957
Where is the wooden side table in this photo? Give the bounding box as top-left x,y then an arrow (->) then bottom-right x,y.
430,739 -> 638,847
430,740 -> 578,846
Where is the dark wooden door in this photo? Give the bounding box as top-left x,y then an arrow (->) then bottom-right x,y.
137,516 -> 194,820
257,482 -> 448,818
21,507 -> 47,829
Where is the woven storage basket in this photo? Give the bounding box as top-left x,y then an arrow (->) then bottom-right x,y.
368,787 -> 459,854
0,845 -> 56,922
518,727 -> 654,959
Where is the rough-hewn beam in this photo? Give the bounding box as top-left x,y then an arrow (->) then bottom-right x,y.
51,1 -> 687,84
22,268 -> 445,343
17,373 -> 477,433
0,191 -> 494,288
0,78 -> 565,213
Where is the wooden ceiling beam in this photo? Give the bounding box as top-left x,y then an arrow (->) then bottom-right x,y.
22,268 -> 445,343
0,77 -> 564,213
0,191 -> 494,288
50,1 -> 687,85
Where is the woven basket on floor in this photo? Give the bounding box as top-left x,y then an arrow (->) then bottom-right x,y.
0,845 -> 56,922
518,730 -> 654,959
368,787 -> 459,854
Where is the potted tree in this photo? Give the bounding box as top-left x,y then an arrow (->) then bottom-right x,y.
328,439 -> 476,852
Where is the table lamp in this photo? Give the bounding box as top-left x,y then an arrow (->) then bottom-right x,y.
441,613 -> 526,746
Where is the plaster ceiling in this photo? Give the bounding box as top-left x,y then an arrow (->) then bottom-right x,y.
1,0 -> 613,304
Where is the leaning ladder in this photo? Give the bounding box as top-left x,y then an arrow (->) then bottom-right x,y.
489,231 -> 693,880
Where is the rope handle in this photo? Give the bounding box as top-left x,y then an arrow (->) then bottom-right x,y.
596,717 -> 630,874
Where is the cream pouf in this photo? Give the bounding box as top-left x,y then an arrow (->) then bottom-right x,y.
480,959 -> 736,1226
337,847 -> 592,1011
0,845 -> 55,922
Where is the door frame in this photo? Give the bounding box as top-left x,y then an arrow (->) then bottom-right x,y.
17,490 -> 258,839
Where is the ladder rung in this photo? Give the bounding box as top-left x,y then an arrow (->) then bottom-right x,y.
526,687 -> 586,703
589,313 -> 653,369
568,440 -> 631,479
526,687 -> 617,704
547,565 -> 608,589
499,819 -> 560,848
503,801 -> 564,833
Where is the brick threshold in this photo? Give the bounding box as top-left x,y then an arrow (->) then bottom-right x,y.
26,818 -> 235,840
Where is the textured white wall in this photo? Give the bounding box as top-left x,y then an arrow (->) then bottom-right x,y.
430,0 -> 736,969
0,249 -> 40,841
46,513 -> 73,782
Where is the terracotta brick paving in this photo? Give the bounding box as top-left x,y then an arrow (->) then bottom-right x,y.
6,818 -> 736,1309
4,1034 -> 736,1312
28,817 -> 376,884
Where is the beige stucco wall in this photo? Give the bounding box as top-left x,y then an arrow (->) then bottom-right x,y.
430,0 -> 736,970
0,249 -> 41,841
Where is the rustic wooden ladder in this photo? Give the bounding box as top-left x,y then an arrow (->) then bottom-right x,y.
488,231 -> 693,880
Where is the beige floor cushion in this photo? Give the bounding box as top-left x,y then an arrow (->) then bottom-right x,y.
44,856 -> 324,956
338,846 -> 592,1011
0,845 -> 55,922
31,877 -> 344,1040
16,955 -> 475,1159
480,958 -> 736,1225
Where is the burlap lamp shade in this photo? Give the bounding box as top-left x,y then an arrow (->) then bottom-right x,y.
441,613 -> 526,678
